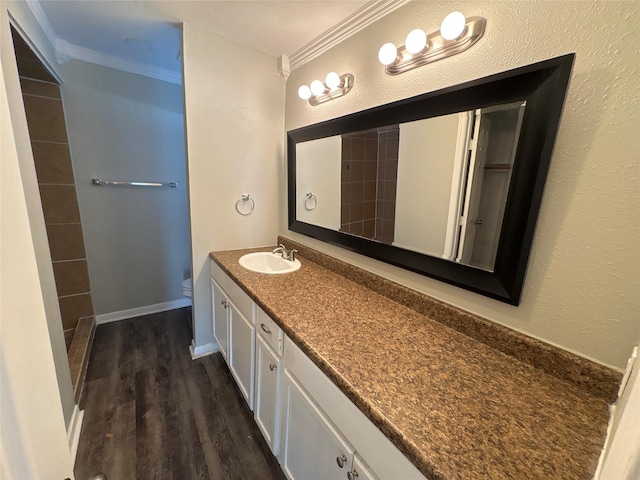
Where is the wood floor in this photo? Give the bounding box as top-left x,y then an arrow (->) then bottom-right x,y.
75,308 -> 286,480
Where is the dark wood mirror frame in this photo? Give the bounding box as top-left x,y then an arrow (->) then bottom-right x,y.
288,54 -> 575,305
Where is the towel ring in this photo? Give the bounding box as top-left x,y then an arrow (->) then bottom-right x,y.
236,194 -> 255,216
304,192 -> 317,211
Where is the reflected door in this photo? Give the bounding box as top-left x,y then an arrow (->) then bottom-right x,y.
457,111 -> 491,264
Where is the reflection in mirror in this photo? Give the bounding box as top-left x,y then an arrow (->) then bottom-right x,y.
296,101 -> 526,272
289,54 -> 575,304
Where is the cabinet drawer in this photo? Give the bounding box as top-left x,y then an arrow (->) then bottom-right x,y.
211,260 -> 254,322
256,307 -> 283,356
284,337 -> 426,480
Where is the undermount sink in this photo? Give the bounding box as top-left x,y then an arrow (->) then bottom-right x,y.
239,252 -> 301,274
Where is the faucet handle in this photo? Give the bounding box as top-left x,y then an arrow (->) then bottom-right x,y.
288,249 -> 298,261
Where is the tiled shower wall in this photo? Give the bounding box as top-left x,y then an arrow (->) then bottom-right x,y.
374,126 -> 399,244
340,130 -> 378,237
20,77 -> 95,348
11,28 -> 96,360
340,127 -> 399,243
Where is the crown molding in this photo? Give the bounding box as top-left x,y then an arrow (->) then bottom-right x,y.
55,42 -> 182,85
56,40 -> 182,85
24,0 -> 58,47
288,0 -> 410,71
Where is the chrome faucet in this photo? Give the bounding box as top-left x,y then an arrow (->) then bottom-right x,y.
272,244 -> 298,261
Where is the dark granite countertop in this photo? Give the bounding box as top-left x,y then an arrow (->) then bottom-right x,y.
210,244 -> 618,480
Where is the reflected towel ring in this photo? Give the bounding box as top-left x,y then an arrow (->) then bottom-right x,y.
236,194 -> 255,216
304,192 -> 317,211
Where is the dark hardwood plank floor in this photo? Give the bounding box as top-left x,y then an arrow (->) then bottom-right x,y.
75,308 -> 286,480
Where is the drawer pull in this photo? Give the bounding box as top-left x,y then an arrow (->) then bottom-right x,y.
269,363 -> 277,371
260,323 -> 272,335
336,454 -> 347,468
347,471 -> 359,480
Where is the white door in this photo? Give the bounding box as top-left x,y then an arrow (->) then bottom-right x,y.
350,453 -> 379,480
281,369 -> 355,480
457,111 -> 492,264
211,278 -> 229,361
228,301 -> 255,410
254,334 -> 282,455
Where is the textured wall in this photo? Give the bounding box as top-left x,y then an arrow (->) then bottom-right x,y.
283,1 -> 640,369
183,24 -> 284,350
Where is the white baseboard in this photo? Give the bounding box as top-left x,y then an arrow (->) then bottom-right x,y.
67,405 -> 84,462
189,339 -> 218,359
96,298 -> 192,324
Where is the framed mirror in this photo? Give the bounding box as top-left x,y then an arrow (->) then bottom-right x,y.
288,54 -> 574,305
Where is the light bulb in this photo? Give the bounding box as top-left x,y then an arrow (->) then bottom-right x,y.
405,29 -> 427,54
440,12 -> 466,41
325,72 -> 341,89
378,42 -> 398,66
310,80 -> 325,96
298,85 -> 311,100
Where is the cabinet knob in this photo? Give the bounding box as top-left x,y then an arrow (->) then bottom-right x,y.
336,454 -> 347,468
220,299 -> 228,308
347,471 -> 359,480
269,363 -> 277,371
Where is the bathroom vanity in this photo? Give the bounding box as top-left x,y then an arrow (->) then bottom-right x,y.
209,240 -> 620,480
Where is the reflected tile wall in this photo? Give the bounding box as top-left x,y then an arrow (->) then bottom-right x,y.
375,127 -> 399,244
339,126 -> 399,243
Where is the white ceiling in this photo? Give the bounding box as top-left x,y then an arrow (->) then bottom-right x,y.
37,0 -> 372,75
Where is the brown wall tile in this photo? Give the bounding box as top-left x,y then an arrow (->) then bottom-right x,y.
382,200 -> 396,221
364,181 -> 376,201
31,141 -> 75,184
363,220 -> 375,238
22,95 -> 68,143
350,161 -> 364,182
59,293 -> 94,330
20,78 -> 61,99
350,183 -> 363,203
363,201 -> 376,220
349,202 -> 363,222
350,138 -> 365,160
39,185 -> 81,224
15,57 -> 56,83
46,223 -> 86,261
383,180 -> 397,202
53,260 -> 91,297
365,138 -> 377,161
64,329 -> 75,351
364,161 -> 377,182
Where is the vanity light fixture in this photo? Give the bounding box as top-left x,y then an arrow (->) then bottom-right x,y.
378,12 -> 486,75
298,72 -> 354,106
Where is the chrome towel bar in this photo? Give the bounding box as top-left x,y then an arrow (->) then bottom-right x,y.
91,178 -> 177,188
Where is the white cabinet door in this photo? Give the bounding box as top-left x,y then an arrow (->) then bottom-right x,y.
281,369 -> 355,480
228,301 -> 255,410
211,277 -> 229,361
350,453 -> 379,480
254,334 -> 282,455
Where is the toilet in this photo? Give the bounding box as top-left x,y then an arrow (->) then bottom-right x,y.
181,278 -> 192,298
